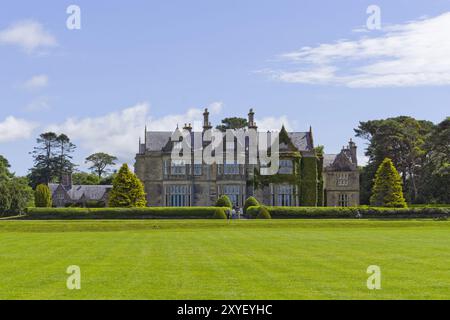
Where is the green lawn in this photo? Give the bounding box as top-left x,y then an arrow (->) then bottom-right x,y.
0,219 -> 449,300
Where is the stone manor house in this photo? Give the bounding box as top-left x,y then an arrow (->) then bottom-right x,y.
135,109 -> 359,207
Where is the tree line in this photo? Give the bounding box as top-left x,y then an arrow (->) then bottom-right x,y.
28,132 -> 118,188
356,116 -> 449,205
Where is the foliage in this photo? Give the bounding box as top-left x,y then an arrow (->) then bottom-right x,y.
216,117 -> 248,132
24,207 -> 225,219
417,117 -> 450,204
300,156 -> 318,206
213,208 -> 227,219
85,152 -> 118,178
370,158 -> 407,208
215,195 -> 233,208
243,196 -> 259,214
100,173 -> 117,185
72,172 -> 101,185
29,132 -> 76,187
34,184 -> 52,208
0,156 -> 34,216
0,155 -> 12,181
355,116 -> 434,203
85,200 -> 106,208
256,206 -> 271,219
108,164 -> 147,207
246,206 -> 449,219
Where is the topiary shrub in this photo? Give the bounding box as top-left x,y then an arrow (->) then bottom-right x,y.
244,196 -> 259,214
213,208 -> 227,219
246,206 -> 260,219
370,158 -> 407,208
109,164 -> 147,207
257,206 -> 271,219
215,195 -> 232,208
34,184 -> 52,208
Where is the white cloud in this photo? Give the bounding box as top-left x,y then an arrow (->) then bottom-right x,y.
23,74 -> 49,90
0,116 -> 38,143
0,20 -> 56,53
256,116 -> 293,131
208,101 -> 223,114
266,12 -> 450,87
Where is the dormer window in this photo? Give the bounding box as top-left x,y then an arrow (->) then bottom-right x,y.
278,159 -> 293,174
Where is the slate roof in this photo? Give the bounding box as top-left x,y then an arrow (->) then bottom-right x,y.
49,184 -> 112,201
143,130 -> 313,153
323,154 -> 338,167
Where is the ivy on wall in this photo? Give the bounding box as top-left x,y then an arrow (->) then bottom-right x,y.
300,156 -> 318,206
250,126 -> 324,207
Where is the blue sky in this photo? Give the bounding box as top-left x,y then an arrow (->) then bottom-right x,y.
1,0 -> 449,175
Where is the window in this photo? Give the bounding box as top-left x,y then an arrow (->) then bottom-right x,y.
56,192 -> 65,200
337,173 -> 349,186
278,160 -> 293,174
166,185 -> 190,206
171,160 -> 186,175
193,164 -> 202,176
277,185 -> 294,206
338,194 -> 349,207
223,162 -> 240,175
163,160 -> 169,175
222,185 -> 241,207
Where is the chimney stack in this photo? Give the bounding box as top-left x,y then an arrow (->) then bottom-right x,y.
183,123 -> 193,132
348,138 -> 357,165
61,172 -> 72,190
203,108 -> 212,131
248,108 -> 257,129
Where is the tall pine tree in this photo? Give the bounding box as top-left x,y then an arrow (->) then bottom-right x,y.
108,164 -> 147,207
370,158 -> 407,208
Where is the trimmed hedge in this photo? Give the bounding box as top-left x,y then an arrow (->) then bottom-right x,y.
246,206 -> 450,219
213,208 -> 227,219
24,207 -> 226,220
256,207 -> 271,219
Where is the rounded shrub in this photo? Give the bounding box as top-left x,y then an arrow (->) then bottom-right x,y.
257,206 -> 271,219
244,196 -> 259,214
246,206 -> 260,219
34,184 -> 52,208
213,208 -> 227,219
215,195 -> 232,208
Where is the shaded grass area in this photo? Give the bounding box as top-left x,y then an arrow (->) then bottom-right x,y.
0,220 -> 449,299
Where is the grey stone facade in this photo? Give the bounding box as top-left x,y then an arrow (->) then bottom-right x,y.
135,109 -> 359,207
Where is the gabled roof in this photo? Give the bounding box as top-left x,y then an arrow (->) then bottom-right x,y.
324,150 -> 357,171
49,184 -> 112,201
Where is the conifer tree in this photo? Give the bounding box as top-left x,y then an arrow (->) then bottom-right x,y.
35,184 -> 52,208
108,164 -> 147,207
370,158 -> 407,208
